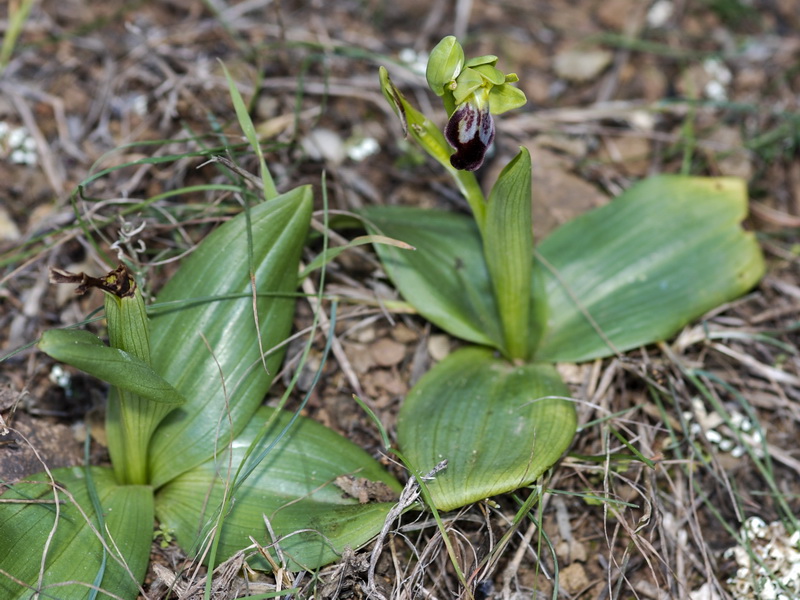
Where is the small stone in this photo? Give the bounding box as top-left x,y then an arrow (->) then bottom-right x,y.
391,323 -> 419,343
427,335 -> 451,362
0,206 -> 20,242
301,128 -> 346,165
353,326 -> 376,343
706,126 -> 752,180
553,48 -> 613,82
647,0 -> 674,28
558,563 -> 589,594
370,338 -> 406,367
597,135 -> 651,177
596,0 -> 640,31
344,343 -> 375,374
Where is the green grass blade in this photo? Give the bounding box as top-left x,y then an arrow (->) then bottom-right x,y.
220,61 -> 278,200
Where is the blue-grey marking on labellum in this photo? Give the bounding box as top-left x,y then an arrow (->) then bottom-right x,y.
445,98 -> 495,171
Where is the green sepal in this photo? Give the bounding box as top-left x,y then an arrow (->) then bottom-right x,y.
488,82 -> 527,114
464,54 -> 498,68
155,406 -> 402,571
397,347 -> 576,511
0,467 -> 153,600
426,35 -> 464,96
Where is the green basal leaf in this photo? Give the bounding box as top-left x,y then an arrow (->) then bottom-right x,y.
535,175 -> 765,362
38,329 -> 185,406
155,406 -> 402,571
297,234 -> 414,282
397,347 -> 576,511
0,467 -> 153,600
148,186 -> 312,488
484,147 -> 536,360
360,205 -> 504,350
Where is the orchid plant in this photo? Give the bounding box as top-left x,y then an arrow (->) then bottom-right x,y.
361,36 -> 765,510
0,69 -> 402,599
0,37 -> 767,599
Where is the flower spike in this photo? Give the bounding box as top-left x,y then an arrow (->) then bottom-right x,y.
426,36 -> 527,171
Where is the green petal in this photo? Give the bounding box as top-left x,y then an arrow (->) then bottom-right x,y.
472,63 -> 505,86
464,54 -> 498,68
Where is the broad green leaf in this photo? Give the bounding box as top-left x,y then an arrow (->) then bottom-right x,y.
397,347 -> 576,511
0,467 -> 152,600
360,205 -> 504,350
155,406 -> 402,571
484,148 -> 535,360
148,187 -> 312,488
535,175 -> 765,362
38,329 -> 185,406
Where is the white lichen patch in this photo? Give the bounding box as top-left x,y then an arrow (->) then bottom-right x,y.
702,58 -> 732,101
0,122 -> 38,166
683,397 -> 763,458
725,517 -> 800,600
